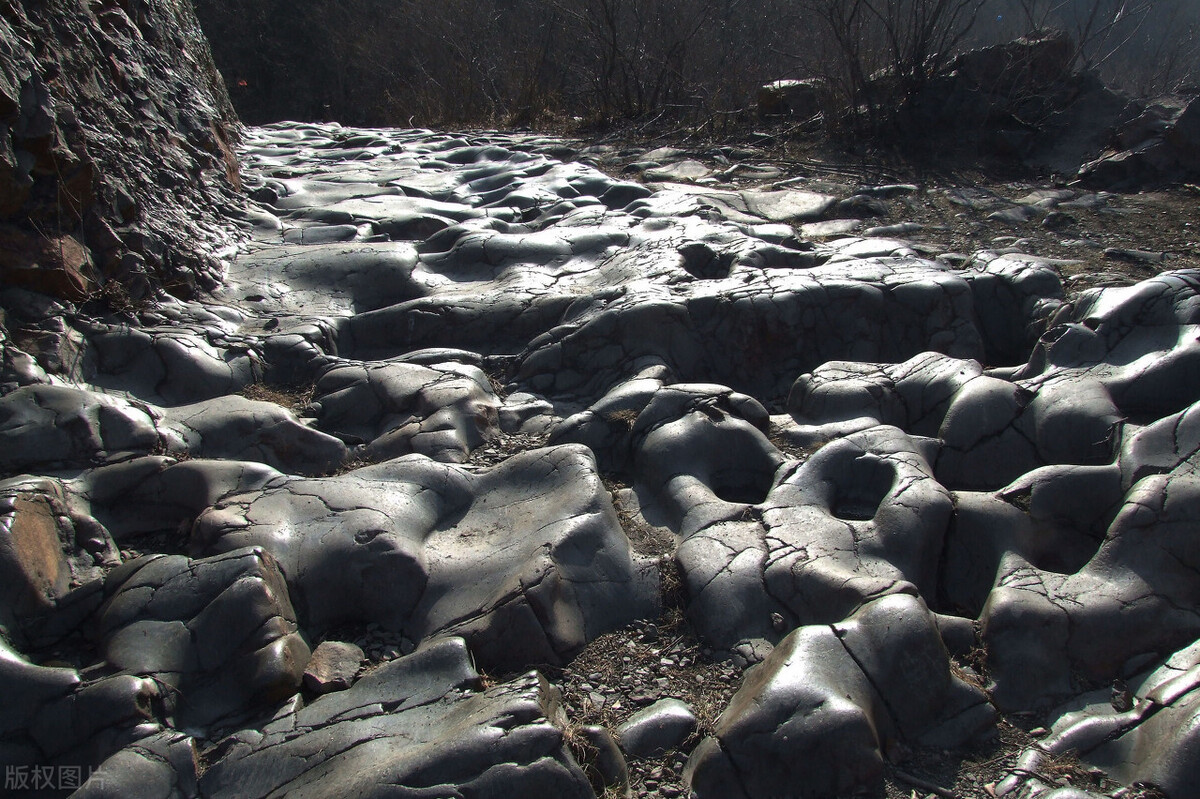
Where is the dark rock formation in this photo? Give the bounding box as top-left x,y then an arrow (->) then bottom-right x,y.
685,594 -> 993,799
617,698 -> 698,759
190,444 -> 660,672
998,640 -> 1200,797
900,31 -> 1134,174
3,120 -> 1200,798
762,31 -> 1196,189
757,79 -> 832,121
77,638 -> 597,799
0,0 -> 242,304
1079,93 -> 1200,189
91,548 -> 310,730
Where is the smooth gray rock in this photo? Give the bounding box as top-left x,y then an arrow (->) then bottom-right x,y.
788,351 -> 983,436
1017,270 -> 1200,419
93,548 -> 310,729
1120,398 -> 1200,487
0,385 -> 347,476
552,377 -> 774,474
935,371 -> 1121,490
670,424 -> 952,653
86,325 -> 259,405
685,594 -> 993,799
0,384 -> 162,473
514,258 -> 985,403
799,218 -> 862,238
72,732 -> 199,799
761,426 -> 952,624
644,159 -> 713,183
196,638 -> 596,799
959,255 -> 1065,365
617,698 -> 698,759
0,634 -> 164,775
65,457 -> 282,544
742,189 -> 836,222
282,223 -> 360,244
222,242 -> 422,317
0,635 -> 81,739
7,123 -> 1200,797
576,724 -> 630,796
312,357 -> 499,462
998,640 -> 1200,798
988,204 -> 1042,225
161,395 -> 347,475
192,444 -> 659,671
942,462 -> 1125,615
982,472 -> 1200,710
790,345 -> 1125,493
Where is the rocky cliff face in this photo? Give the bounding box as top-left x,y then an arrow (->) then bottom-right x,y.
0,0 -> 241,304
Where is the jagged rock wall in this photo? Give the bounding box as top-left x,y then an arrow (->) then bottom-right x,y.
0,0 -> 241,303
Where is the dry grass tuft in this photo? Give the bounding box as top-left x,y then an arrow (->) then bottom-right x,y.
605,408 -> 640,431
239,381 -> 315,412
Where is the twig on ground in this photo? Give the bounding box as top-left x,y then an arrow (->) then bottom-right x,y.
893,768 -> 959,799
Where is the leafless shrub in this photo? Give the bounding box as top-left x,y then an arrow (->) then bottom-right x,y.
1009,0 -> 1200,93
774,0 -> 986,137
193,0 -> 1199,137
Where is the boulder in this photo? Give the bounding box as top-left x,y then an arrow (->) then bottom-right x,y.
1079,93 -> 1200,188
617,698 -> 698,759
0,492 -> 71,636
303,640 -> 364,694
92,548 -> 311,729
757,79 -> 832,120
685,594 -> 993,799
953,30 -> 1075,95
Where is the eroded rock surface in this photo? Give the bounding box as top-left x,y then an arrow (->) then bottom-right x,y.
190,444 -> 659,671
686,595 -> 993,799
79,638 -> 596,799
2,124 -> 1199,797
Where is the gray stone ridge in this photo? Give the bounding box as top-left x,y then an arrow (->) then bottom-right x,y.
0,123 -> 1197,798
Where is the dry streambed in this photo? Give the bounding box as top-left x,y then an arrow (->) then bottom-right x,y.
1,124 -> 1198,798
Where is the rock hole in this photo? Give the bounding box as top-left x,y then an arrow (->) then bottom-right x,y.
711,466 -> 774,505
1000,487 -> 1032,512
830,454 -> 895,521
678,242 -> 732,280
1041,324 -> 1071,343
354,528 -> 386,544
